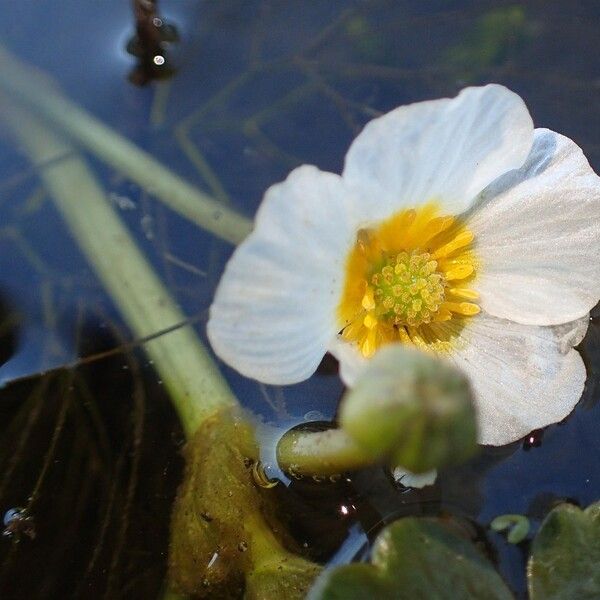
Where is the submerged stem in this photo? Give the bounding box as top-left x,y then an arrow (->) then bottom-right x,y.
2,101 -> 236,436
0,44 -> 252,245
1,91 -> 322,598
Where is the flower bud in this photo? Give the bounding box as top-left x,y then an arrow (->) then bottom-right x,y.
339,345 -> 478,473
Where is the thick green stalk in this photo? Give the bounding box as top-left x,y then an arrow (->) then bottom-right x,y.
0,45 -> 252,245
277,428 -> 376,477
2,99 -> 322,598
2,102 -> 236,437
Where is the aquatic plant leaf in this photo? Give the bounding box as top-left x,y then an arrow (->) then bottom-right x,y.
528,501 -> 600,599
308,517 -> 513,600
490,514 -> 530,544
169,408 -> 321,599
340,346 -> 478,473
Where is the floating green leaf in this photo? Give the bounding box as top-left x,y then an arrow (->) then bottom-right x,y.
528,501 -> 600,600
491,514 -> 530,544
309,517 -> 513,600
339,346 -> 478,473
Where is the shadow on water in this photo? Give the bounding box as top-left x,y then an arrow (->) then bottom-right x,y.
0,0 -> 599,597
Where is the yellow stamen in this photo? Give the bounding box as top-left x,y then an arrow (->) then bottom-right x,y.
432,230 -> 475,259
443,301 -> 481,316
448,287 -> 479,300
407,328 -> 430,351
420,215 -> 455,244
445,264 -> 474,280
363,313 -> 378,329
361,287 -> 376,310
338,202 -> 479,357
361,329 -> 377,357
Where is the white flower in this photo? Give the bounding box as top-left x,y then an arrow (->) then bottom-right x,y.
207,85 -> 600,445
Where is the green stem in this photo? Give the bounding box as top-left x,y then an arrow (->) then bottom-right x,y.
0,44 -> 252,246
0,51 -> 324,599
2,101 -> 236,437
277,427 -> 377,477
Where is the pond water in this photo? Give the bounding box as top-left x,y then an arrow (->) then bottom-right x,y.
0,1 -> 599,598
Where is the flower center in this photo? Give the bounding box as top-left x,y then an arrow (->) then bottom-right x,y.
338,202 -> 480,358
370,251 -> 445,327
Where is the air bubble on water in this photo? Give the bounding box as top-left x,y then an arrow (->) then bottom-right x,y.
141,215 -> 154,240
303,410 -> 324,421
108,192 -> 136,211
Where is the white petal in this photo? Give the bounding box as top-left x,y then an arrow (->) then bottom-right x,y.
468,128 -> 600,325
207,166 -> 356,384
343,85 -> 533,221
447,312 -> 587,446
327,336 -> 368,386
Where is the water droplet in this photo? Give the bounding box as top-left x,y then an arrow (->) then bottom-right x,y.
251,462 -> 278,489
523,429 -> 543,450
3,508 -> 22,527
141,215 -> 154,240
3,507 -> 35,539
303,410 -> 324,421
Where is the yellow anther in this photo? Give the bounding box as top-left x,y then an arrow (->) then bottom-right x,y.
432,230 -> 474,259
361,288 -> 376,310
448,287 -> 479,300
408,329 -> 429,350
434,307 -> 452,322
444,302 -> 481,316
420,215 -> 455,243
445,264 -> 474,280
363,313 -> 378,329
361,329 -> 377,357
341,319 -> 363,340
338,202 -> 479,357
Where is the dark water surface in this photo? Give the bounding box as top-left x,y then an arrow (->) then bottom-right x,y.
0,1 -> 599,598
